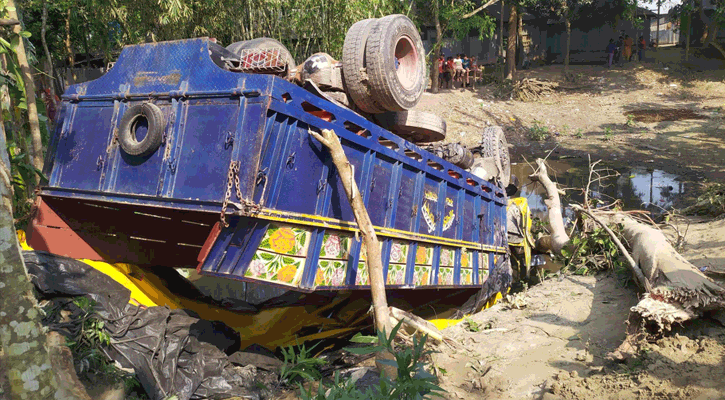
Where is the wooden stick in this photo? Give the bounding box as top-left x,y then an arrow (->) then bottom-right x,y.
571,204 -> 650,291
309,129 -> 391,334
389,307 -> 444,343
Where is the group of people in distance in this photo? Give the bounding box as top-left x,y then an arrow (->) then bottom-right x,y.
606,35 -> 647,68
437,53 -> 477,89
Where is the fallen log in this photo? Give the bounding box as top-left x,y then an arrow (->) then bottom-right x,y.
528,159 -> 569,256
531,157 -> 725,350
603,212 -> 725,330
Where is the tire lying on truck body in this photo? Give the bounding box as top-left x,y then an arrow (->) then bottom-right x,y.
365,14 -> 426,112
374,110 -> 446,143
342,18 -> 385,114
118,102 -> 165,158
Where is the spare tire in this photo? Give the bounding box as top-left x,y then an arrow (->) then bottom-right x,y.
480,126 -> 511,188
301,53 -> 344,91
118,103 -> 164,158
342,19 -> 384,114
365,15 -> 425,111
226,38 -> 296,79
374,110 -> 446,143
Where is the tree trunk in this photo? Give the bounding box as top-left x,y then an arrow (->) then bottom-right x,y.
431,0 -> 441,94
40,0 -> 57,96
506,4 -> 517,80
564,12 -> 571,74
656,2 -> 660,51
0,118 -> 57,399
603,213 -> 725,331
517,12 -> 524,68
65,8 -> 76,82
499,0 -> 505,79
308,129 -> 392,335
528,159 -> 570,255
8,0 -> 44,183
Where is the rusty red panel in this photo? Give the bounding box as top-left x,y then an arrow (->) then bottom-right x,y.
27,195 -> 218,267
197,221 -> 222,270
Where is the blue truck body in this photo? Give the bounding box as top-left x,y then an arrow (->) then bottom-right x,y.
31,38 -> 508,292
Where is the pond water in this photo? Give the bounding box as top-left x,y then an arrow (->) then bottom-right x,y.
511,158 -> 686,222
510,158 -> 686,272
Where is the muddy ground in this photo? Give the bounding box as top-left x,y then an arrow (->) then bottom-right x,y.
414,47 -> 725,400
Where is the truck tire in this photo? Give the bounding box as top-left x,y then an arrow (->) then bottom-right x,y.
226,38 -> 296,78
118,103 -> 165,158
342,19 -> 384,114
301,53 -> 344,91
374,110 -> 446,143
365,15 -> 425,111
480,126 -> 511,188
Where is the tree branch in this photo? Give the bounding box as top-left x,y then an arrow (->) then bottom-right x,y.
571,205 -> 649,291
462,0 -> 500,19
308,129 -> 391,335
0,18 -> 20,26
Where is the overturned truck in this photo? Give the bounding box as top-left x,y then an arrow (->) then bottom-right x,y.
28,31 -> 512,349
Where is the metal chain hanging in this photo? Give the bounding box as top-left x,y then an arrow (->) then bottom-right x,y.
220,160 -> 261,227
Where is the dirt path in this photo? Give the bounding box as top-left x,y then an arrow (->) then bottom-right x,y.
433,274 -> 639,399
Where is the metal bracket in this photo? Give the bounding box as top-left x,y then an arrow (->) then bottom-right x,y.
224,131 -> 234,149
168,158 -> 177,174
286,152 -> 296,169
370,177 -> 376,192
256,168 -> 268,185
96,156 -> 104,171
317,179 -> 327,194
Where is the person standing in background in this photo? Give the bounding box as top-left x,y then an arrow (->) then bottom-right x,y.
638,36 -> 646,61
623,35 -> 634,62
606,39 -> 617,68
614,36 -> 624,66
438,54 -> 446,89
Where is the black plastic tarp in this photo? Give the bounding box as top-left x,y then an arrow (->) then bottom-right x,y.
24,250 -> 266,400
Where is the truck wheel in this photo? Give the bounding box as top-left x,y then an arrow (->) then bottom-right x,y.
226,38 -> 296,78
374,110 -> 446,143
301,53 -> 344,91
118,103 -> 165,158
342,19 -> 384,114
480,126 -> 511,188
365,15 -> 425,111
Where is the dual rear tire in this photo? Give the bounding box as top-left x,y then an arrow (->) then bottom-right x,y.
342,15 -> 426,113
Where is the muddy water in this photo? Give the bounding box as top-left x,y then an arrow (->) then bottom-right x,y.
511,158 -> 685,221
511,158 -> 686,272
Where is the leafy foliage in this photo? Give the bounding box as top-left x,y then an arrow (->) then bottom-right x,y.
528,120 -> 550,141
280,342 -> 328,384
559,223 -> 625,275
300,321 -> 443,400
